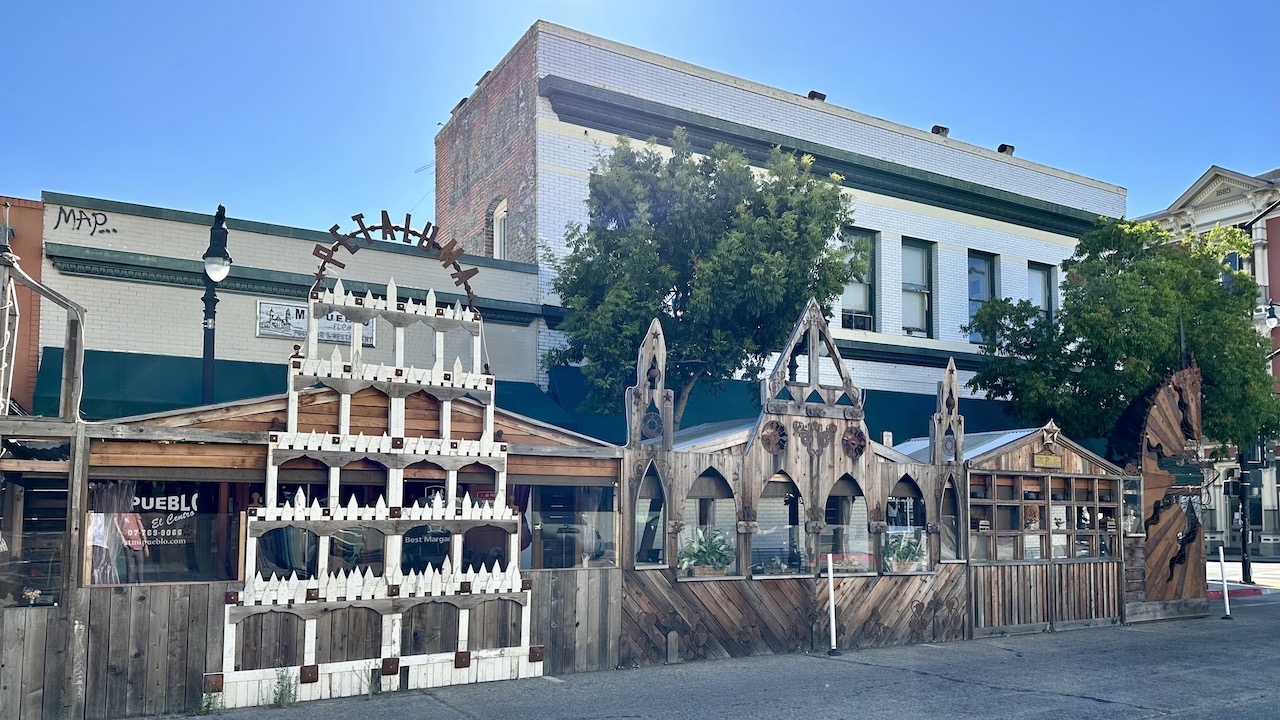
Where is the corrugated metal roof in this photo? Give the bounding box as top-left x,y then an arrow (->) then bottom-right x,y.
894,428 -> 1039,463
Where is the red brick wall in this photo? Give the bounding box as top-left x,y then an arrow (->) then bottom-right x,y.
434,26 -> 538,263
0,196 -> 44,411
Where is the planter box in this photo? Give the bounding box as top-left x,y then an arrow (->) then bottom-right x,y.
688,565 -> 729,578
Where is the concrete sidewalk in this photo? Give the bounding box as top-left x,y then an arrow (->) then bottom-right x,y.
1205,559 -> 1280,599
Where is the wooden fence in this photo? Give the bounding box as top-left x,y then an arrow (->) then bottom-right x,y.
526,568 -> 621,676
0,583 -> 234,720
972,560 -> 1121,636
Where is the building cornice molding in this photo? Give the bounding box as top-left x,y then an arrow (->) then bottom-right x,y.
539,76 -> 1107,237
40,191 -> 538,276
45,243 -> 545,326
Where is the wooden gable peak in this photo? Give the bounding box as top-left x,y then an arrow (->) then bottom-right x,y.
928,358 -> 965,464
625,318 -> 674,450
761,299 -> 863,420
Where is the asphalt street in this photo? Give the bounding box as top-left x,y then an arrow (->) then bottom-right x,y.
195,594 -> 1278,720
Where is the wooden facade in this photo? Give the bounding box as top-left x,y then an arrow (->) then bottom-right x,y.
0,290 -> 1217,717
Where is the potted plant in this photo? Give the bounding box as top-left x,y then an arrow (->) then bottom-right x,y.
677,528 -> 735,577
883,532 -> 925,573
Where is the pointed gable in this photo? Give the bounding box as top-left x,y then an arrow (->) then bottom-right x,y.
762,299 -> 863,419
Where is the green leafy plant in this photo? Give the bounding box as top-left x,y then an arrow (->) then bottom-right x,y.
195,691 -> 225,715
677,527 -> 735,572
546,128 -> 868,429
884,533 -> 924,569
271,668 -> 297,708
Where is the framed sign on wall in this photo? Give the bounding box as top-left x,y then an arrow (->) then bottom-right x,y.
256,300 -> 375,347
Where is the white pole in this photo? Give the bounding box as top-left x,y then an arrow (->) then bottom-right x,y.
826,552 -> 841,656
1218,545 -> 1232,619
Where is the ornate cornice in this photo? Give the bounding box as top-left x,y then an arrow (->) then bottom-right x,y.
51,258 -> 308,298
46,244 -> 545,326
539,76 -> 1106,237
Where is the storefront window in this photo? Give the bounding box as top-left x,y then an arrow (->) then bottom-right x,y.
511,484 -> 617,570
329,527 -> 385,575
463,525 -> 510,571
2,476 -> 65,606
87,480 -> 244,585
820,475 -> 872,572
884,476 -> 929,572
634,470 -> 666,566
1049,477 -> 1120,559
754,475 -> 805,575
678,470 -> 737,577
257,527 -> 318,579
401,524 -> 451,573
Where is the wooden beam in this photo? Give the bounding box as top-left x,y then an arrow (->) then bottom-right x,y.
0,418 -> 77,437
0,459 -> 69,472
508,443 -> 623,459
86,425 -> 270,443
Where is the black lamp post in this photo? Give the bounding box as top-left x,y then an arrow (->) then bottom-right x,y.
201,205 -> 233,405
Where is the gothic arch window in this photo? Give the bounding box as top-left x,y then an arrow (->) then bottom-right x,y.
756,473 -> 804,575
678,468 -> 737,576
822,475 -> 872,572
940,476 -> 960,561
635,465 -> 667,566
884,475 -> 929,572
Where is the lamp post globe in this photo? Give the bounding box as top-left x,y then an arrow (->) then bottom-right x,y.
1266,301 -> 1278,330
201,206 -> 233,405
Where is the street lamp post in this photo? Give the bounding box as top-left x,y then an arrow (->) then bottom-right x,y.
201,206 -> 233,405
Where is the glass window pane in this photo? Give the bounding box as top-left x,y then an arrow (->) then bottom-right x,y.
842,282 -> 869,313
903,291 -> 926,330
821,495 -> 873,572
968,255 -> 991,301
902,244 -> 927,286
679,497 -> 738,576
1028,266 -> 1048,309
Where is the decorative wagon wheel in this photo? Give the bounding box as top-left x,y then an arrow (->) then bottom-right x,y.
641,411 -> 663,439
841,427 -> 867,460
761,420 -> 788,454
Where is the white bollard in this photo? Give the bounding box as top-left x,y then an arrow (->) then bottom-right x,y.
1218,546 -> 1232,619
826,553 -> 841,656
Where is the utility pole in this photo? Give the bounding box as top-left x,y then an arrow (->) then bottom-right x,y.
1239,470 -> 1254,584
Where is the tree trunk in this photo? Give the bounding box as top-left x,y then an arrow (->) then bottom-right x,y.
672,376 -> 699,431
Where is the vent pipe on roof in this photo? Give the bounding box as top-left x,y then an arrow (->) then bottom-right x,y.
807,90 -> 826,101
931,125 -> 950,137
998,144 -> 1015,156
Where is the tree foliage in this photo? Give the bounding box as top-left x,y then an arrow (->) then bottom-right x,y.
966,219 -> 1280,449
546,129 -> 867,427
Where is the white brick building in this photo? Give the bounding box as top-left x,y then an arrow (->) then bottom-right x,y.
435,21 -> 1126,411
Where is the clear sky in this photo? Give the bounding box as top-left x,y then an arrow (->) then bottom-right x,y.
4,0 -> 1277,232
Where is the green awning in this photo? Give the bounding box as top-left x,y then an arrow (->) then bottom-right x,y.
33,347 -> 287,420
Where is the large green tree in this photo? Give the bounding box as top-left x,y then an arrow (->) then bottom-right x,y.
546,129 -> 868,428
966,219 -> 1280,449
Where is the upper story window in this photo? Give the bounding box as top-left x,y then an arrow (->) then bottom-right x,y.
491,199 -> 508,260
841,230 -> 876,331
1028,262 -> 1053,324
967,251 -> 995,343
901,240 -> 932,337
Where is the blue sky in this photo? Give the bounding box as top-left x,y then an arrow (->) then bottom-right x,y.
4,0 -> 1276,232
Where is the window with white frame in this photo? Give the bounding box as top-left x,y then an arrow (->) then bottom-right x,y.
1028,262 -> 1053,324
491,199 -> 508,260
841,230 -> 875,331
967,251 -> 995,343
901,240 -> 932,337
